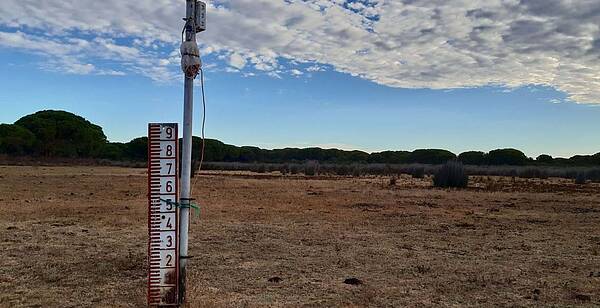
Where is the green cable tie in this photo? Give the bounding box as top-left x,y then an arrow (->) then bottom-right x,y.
179,203 -> 200,217
160,198 -> 200,217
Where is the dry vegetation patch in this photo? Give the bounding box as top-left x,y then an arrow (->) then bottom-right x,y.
0,166 -> 599,307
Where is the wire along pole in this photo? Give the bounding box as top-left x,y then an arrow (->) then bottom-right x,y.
179,0 -> 203,304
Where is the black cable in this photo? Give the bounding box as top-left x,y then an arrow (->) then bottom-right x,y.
192,68 -> 206,186
199,68 -> 206,170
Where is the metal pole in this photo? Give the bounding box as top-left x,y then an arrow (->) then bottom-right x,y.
179,77 -> 193,304
179,0 -> 197,304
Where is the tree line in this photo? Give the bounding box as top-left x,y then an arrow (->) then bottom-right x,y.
1,110 -> 599,166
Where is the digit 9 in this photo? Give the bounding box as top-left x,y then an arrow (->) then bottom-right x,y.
165,127 -> 174,139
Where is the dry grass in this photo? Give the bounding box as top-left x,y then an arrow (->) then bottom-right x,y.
0,166 -> 599,307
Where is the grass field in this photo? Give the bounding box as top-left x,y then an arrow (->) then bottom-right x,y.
1,166 -> 599,307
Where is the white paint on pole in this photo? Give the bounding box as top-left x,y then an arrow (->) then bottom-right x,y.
148,123 -> 179,306
179,76 -> 193,303
179,0 -> 206,304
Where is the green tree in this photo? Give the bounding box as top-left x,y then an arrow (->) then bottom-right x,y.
238,146 -> 262,162
15,110 -> 107,157
569,153 -> 600,166
369,151 -> 411,164
125,137 -> 148,161
458,151 -> 487,165
99,142 -> 127,161
409,149 -> 456,164
536,154 -> 554,164
0,124 -> 36,155
487,148 -> 528,165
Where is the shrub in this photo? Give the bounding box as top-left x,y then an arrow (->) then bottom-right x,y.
290,164 -> 300,174
304,160 -> 319,176
411,166 -> 425,179
351,164 -> 362,177
256,164 -> 266,173
519,167 -> 549,179
565,169 -> 579,179
335,165 -> 350,176
191,160 -> 201,178
365,164 -> 385,175
389,177 -> 397,186
433,161 -> 469,188
383,164 -> 393,176
586,169 -> 600,183
575,172 -> 587,185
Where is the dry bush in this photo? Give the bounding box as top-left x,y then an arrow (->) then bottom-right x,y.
351,164 -> 362,177
410,166 -> 425,179
335,165 -> 350,176
586,168 -> 600,183
303,161 -> 319,176
519,167 -> 549,179
195,162 -> 600,183
575,172 -> 587,185
289,164 -> 300,175
433,161 -> 469,188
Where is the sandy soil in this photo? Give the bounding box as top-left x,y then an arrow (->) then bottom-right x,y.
0,166 -> 599,307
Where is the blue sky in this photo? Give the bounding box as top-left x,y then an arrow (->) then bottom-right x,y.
1,0 -> 599,158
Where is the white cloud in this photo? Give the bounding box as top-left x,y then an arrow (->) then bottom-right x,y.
228,53 -> 246,69
63,62 -> 95,75
0,0 -> 599,103
307,65 -> 325,72
267,71 -> 282,79
550,99 -> 562,104
0,30 -> 176,81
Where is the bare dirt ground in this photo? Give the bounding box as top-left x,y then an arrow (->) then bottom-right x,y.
1,166 -> 599,307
